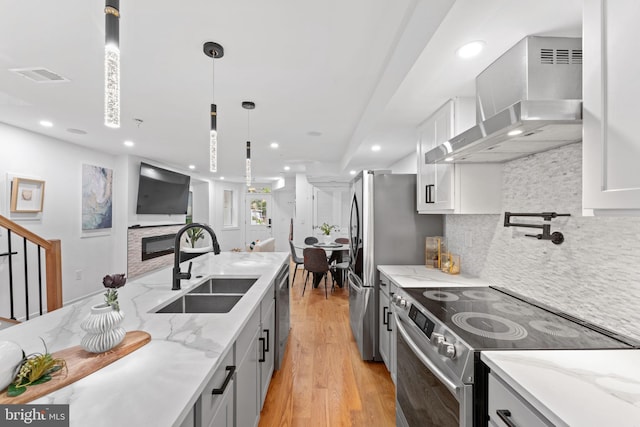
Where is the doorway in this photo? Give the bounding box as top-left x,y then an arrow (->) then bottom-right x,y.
245,194 -> 273,246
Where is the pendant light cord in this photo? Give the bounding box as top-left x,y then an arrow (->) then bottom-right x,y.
211,57 -> 215,102
247,108 -> 251,140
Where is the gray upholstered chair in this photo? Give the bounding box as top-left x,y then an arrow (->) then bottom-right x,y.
302,247 -> 331,299
288,239 -> 304,286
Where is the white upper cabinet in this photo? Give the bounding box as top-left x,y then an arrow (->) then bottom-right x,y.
583,0 -> 640,213
417,98 -> 502,214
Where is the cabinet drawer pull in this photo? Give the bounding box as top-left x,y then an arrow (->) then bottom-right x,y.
259,337 -> 266,362
263,329 -> 270,352
211,365 -> 235,395
386,310 -> 392,332
496,409 -> 518,427
383,306 -> 389,325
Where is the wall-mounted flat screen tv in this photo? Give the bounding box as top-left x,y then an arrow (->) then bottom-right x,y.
136,162 -> 191,214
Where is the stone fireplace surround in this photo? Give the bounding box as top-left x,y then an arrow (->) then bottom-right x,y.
127,224 -> 185,279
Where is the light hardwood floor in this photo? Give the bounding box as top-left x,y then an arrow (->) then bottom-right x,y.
259,264 -> 396,427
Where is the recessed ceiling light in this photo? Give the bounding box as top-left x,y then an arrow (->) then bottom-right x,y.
307,131 -> 322,137
445,157 -> 454,162
123,140 -> 134,147
39,120 -> 53,127
456,41 -> 485,59
507,129 -> 523,137
188,165 -> 196,170
284,166 -> 290,171
371,145 -> 381,152
350,170 -> 356,175
219,176 -> 225,180
270,142 -> 279,149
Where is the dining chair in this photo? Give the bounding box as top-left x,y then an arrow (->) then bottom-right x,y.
288,239 -> 304,287
331,238 -> 350,287
302,248 -> 331,299
304,236 -> 318,245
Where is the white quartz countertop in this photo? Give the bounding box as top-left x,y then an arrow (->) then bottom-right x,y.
377,265 -> 489,288
0,251 -> 289,427
481,349 -> 640,427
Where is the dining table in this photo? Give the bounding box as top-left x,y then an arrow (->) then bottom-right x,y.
294,241 -> 350,288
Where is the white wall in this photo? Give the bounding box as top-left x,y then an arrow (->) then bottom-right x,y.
273,184 -> 295,252
294,174 -> 314,242
0,123 -> 124,310
389,151 -> 417,173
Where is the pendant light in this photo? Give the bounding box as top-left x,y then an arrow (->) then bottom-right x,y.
104,0 -> 120,128
242,101 -> 255,187
203,42 -> 224,173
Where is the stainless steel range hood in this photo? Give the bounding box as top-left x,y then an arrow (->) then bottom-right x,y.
425,36 -> 583,164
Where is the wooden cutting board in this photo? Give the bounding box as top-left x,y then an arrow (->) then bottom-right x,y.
0,330 -> 151,404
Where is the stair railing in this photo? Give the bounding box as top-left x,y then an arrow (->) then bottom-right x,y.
0,214 -> 62,320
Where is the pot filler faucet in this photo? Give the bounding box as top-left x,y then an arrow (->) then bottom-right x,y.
172,223 -> 221,290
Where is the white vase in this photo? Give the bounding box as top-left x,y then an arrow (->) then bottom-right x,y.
322,234 -> 332,244
80,303 -> 126,353
0,340 -> 23,390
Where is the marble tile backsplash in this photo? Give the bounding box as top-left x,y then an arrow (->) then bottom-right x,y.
445,142 -> 640,342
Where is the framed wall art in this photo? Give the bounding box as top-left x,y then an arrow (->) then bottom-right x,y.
82,164 -> 113,231
10,177 -> 45,213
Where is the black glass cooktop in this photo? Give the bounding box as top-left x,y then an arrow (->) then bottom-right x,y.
404,286 -> 637,351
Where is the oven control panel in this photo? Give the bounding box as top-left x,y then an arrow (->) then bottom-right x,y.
408,305 -> 457,359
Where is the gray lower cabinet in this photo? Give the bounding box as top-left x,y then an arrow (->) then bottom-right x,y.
197,348 -> 235,427
236,309 -> 261,427
179,405 -> 196,427
378,273 -> 397,384
236,281 -> 276,427
259,295 -> 276,408
488,372 -> 552,427
182,281 -> 278,427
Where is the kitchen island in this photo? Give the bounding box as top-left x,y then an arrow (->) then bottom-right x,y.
0,251 -> 289,427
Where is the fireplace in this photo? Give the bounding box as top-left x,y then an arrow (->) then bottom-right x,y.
141,234 -> 176,261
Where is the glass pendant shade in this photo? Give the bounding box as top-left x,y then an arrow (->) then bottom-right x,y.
104,0 -> 120,128
246,141 -> 251,187
210,104 -> 217,172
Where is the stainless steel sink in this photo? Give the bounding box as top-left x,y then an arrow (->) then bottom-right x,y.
188,278 -> 257,294
154,294 -> 243,314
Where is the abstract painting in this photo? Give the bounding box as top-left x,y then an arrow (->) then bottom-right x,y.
82,164 -> 113,230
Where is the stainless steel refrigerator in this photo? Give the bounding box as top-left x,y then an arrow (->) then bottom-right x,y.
348,171 -> 443,361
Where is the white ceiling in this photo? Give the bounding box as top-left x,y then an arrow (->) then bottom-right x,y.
0,0 -> 582,184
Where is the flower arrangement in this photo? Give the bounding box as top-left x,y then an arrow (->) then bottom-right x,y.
185,227 -> 205,248
102,273 -> 127,312
7,338 -> 66,397
315,223 -> 338,236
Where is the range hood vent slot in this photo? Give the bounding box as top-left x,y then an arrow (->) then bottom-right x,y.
539,48 -> 582,65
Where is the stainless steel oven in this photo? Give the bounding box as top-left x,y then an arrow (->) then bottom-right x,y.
394,303 -> 472,427
392,286 -> 638,426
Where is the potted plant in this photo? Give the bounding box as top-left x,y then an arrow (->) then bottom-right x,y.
316,223 -> 338,243
185,227 -> 205,248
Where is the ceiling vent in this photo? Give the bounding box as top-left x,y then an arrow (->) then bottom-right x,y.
9,67 -> 70,83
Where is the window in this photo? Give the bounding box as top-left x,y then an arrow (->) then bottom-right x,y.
249,198 -> 268,225
223,190 -> 234,227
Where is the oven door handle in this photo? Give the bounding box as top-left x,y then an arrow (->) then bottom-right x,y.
395,313 -> 460,398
